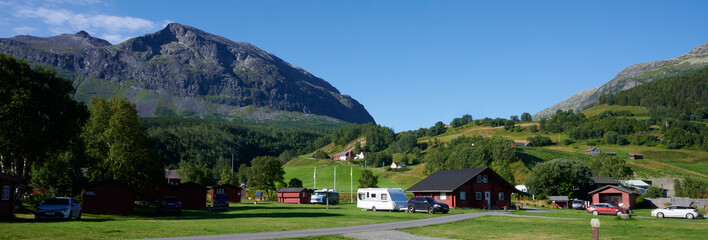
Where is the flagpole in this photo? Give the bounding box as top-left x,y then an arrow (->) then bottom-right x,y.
314,167 -> 317,189
350,167 -> 353,203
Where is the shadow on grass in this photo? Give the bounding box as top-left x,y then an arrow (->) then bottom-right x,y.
0,218 -> 116,223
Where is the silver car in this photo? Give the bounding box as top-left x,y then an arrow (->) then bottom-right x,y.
651,205 -> 703,219
35,197 -> 82,220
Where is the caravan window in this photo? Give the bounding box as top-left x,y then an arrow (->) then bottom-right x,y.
358,193 -> 366,200
371,193 -> 377,198
381,194 -> 388,200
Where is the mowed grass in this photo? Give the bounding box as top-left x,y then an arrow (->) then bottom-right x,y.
581,104 -> 649,118
283,158 -> 415,191
401,208 -> 708,239
0,202 -> 461,240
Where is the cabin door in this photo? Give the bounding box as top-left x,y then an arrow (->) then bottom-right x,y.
485,192 -> 490,208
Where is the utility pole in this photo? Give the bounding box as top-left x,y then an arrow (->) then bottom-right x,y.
231,154 -> 234,172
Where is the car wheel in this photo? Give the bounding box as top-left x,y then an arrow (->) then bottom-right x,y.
428,207 -> 435,214
616,211 -> 623,216
686,213 -> 694,219
592,210 -> 598,216
657,212 -> 664,218
372,206 -> 376,212
76,213 -> 81,220
408,206 -> 415,213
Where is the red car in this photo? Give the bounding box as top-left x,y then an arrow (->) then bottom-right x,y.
587,203 -> 629,216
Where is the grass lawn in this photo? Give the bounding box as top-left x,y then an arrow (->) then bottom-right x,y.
283,158 -> 417,191
0,202 -> 474,240
401,208 -> 708,239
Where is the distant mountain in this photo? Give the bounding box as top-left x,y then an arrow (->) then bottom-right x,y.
533,42 -> 708,120
0,23 -> 375,124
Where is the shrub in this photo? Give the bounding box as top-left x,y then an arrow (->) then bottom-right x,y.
643,186 -> 665,198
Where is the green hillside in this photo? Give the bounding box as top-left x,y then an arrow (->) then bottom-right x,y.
283,158 -> 422,191
581,105 -> 649,118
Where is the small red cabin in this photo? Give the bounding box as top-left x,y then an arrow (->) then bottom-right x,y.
277,188 -> 311,204
406,167 -> 517,209
0,173 -> 21,218
210,184 -> 242,203
82,181 -> 136,214
589,185 -> 639,209
173,182 -> 206,209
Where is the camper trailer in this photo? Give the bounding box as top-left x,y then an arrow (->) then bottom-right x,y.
357,188 -> 408,211
311,189 -> 339,205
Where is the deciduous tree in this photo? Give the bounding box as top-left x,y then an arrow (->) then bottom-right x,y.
247,156 -> 284,200
524,159 -> 592,199
358,169 -> 378,188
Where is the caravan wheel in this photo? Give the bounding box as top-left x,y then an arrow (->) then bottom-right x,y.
372,206 -> 377,212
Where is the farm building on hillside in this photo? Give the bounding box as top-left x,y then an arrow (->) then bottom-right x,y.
165,169 -> 181,185
549,196 -> 569,209
512,142 -> 532,147
0,173 -> 21,218
277,188 -> 311,204
333,151 -> 354,161
173,182 -> 206,209
589,185 -> 640,209
405,167 -> 517,209
82,181 -> 136,214
626,153 -> 643,159
354,152 -> 367,160
585,147 -> 600,156
209,184 -> 242,203
390,162 -> 407,169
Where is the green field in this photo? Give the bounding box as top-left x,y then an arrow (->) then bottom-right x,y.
580,104 -> 650,118
0,202 -> 463,240
402,209 -> 707,239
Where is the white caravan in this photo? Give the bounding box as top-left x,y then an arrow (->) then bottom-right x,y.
356,188 -> 408,211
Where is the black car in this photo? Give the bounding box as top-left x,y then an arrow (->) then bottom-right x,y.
157,196 -> 182,215
407,197 -> 449,214
212,193 -> 229,210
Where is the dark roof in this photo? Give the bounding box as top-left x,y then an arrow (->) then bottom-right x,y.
0,172 -> 22,182
588,185 -> 640,195
405,168 -> 487,192
590,177 -> 619,185
586,147 -> 599,152
548,196 -> 569,202
165,169 -> 181,179
278,187 -> 307,192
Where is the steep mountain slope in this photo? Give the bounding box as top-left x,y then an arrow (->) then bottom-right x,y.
534,42 -> 708,119
0,23 -> 375,124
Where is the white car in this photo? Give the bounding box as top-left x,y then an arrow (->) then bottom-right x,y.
651,205 -> 703,219
35,197 -> 82,220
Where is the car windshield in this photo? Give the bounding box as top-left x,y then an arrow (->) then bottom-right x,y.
44,198 -> 70,205
424,197 -> 437,202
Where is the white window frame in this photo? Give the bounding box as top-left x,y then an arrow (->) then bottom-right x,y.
382,194 -> 388,200
440,192 -> 447,200
1,185 -> 9,201
498,192 -> 504,200
475,192 -> 482,200
460,191 -> 467,201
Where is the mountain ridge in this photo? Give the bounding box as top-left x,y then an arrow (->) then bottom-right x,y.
0,23 -> 374,124
533,42 -> 708,120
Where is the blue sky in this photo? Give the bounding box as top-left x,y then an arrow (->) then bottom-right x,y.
2,0 -> 708,132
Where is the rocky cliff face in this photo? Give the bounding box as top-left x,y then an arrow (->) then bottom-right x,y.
0,23 -> 375,124
533,42 -> 708,120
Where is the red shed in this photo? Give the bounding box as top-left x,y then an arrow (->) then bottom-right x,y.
173,182 -> 206,209
589,185 -> 639,209
405,167 -> 518,209
139,183 -> 173,202
82,181 -> 136,214
0,173 -> 21,218
210,184 -> 242,203
277,188 -> 311,204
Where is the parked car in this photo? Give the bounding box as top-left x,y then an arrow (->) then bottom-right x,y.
651,206 -> 703,219
212,193 -> 229,210
572,200 -> 584,209
35,197 -> 82,220
311,189 -> 339,205
407,197 -> 449,214
156,196 -> 182,215
586,203 -> 629,216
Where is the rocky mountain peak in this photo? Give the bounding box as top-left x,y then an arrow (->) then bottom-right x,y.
685,42 -> 708,57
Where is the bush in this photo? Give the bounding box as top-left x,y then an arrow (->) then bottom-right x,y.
313,150 -> 329,159
561,139 -> 575,145
527,135 -> 553,146
643,186 -> 665,198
